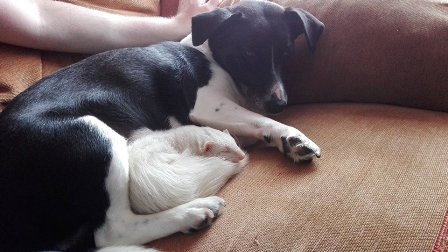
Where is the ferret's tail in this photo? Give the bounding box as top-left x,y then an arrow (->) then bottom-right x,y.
129,150 -> 244,215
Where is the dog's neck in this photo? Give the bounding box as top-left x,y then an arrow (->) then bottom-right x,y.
181,34 -> 247,107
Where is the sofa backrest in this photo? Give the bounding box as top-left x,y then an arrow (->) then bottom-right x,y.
1,0 -> 447,113
278,0 -> 448,112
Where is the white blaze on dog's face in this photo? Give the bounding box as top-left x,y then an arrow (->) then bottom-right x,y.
192,0 -> 324,114
201,128 -> 247,163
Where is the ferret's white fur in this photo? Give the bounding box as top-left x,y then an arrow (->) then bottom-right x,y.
128,125 -> 248,214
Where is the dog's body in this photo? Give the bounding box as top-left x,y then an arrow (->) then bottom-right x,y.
0,1 -> 324,251
0,41 -> 217,252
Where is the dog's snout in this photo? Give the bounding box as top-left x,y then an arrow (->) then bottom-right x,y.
265,97 -> 287,114
265,85 -> 287,114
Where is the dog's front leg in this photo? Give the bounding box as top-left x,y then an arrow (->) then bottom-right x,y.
190,97 -> 321,162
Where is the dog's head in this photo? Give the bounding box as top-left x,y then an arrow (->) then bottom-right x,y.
192,0 -> 324,114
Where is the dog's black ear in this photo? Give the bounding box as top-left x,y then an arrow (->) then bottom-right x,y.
192,8 -> 242,46
284,8 -> 325,52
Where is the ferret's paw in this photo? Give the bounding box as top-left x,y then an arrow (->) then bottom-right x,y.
234,154 -> 249,172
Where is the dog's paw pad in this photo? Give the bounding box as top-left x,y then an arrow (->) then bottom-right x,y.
287,136 -> 302,146
281,135 -> 321,162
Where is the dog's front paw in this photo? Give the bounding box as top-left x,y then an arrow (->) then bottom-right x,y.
181,196 -> 225,233
279,130 -> 321,162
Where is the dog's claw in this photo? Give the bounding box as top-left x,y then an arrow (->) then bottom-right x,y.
296,145 -> 314,157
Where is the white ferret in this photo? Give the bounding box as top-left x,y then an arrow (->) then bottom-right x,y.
128,125 -> 249,214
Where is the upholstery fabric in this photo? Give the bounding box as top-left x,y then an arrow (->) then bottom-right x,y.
64,0 -> 159,16
0,44 -> 42,105
274,0 -> 448,112
160,0 -> 179,17
151,104 -> 448,251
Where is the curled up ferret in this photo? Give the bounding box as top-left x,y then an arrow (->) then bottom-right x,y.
128,125 -> 249,214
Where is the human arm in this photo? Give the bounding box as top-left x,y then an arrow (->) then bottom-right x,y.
0,0 -> 221,53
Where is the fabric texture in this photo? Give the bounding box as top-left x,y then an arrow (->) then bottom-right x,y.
151,104 -> 448,251
160,0 -> 178,17
0,44 -> 42,105
274,0 -> 448,112
64,0 -> 159,16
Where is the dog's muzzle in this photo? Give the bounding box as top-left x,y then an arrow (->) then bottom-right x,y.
265,84 -> 287,114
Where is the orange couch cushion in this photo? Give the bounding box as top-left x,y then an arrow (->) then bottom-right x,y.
151,104 -> 448,251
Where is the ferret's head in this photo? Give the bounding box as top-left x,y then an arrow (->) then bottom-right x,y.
200,128 -> 247,163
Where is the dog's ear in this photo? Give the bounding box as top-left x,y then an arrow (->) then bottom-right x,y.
192,8 -> 242,46
284,8 -> 325,52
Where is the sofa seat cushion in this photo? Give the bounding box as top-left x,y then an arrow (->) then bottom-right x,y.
151,103 -> 448,251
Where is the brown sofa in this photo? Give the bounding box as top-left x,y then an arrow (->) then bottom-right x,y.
1,0 -> 447,251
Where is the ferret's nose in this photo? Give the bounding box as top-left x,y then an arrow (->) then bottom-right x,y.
232,152 -> 246,163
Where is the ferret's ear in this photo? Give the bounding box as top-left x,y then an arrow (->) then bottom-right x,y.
202,141 -> 215,154
223,129 -> 230,135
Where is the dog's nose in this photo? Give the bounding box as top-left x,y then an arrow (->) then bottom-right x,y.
265,84 -> 287,114
265,97 -> 287,114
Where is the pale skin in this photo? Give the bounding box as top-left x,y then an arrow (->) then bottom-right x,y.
0,0 -> 240,54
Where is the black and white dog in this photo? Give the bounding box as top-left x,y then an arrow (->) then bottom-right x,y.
0,0 -> 324,251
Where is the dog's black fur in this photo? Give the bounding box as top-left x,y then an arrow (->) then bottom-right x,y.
0,43 -> 212,251
0,1 -> 324,251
